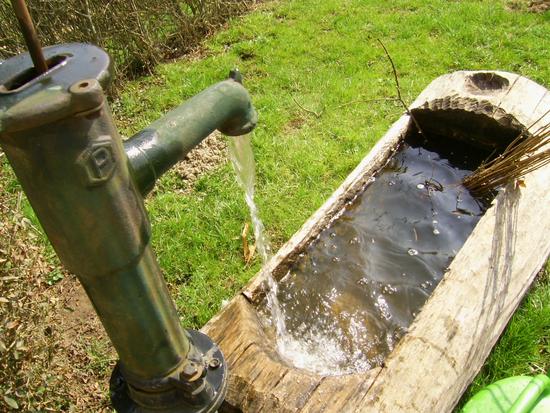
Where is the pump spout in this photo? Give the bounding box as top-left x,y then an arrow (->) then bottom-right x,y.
124,70 -> 257,195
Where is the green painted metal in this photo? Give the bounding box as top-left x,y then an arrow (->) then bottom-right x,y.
462,375 -> 550,413
0,43 -> 257,412
124,69 -> 257,196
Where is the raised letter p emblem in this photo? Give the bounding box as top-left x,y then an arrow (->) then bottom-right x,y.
77,135 -> 116,186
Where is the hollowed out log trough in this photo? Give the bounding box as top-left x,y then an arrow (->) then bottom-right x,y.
202,71 -> 550,413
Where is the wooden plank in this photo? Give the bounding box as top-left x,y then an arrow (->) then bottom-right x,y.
525,90 -> 550,133
411,70 -> 550,135
205,296 -> 324,412
300,369 -> 381,413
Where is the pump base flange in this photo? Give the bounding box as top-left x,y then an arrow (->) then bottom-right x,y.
110,329 -> 227,413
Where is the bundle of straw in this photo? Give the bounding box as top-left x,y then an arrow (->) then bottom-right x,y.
463,121 -> 550,196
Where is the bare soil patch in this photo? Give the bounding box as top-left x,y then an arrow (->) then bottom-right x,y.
528,0 -> 550,12
507,0 -> 550,12
173,131 -> 228,192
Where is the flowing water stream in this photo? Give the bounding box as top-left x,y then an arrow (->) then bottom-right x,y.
228,135 -> 285,337
229,131 -> 492,376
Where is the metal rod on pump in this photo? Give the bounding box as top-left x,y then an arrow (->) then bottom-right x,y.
10,0 -> 48,74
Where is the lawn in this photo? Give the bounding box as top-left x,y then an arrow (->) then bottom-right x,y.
115,0 -> 549,324
115,0 -> 549,406
1,0 -> 549,410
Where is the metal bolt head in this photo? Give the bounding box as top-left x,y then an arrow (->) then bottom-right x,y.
229,68 -> 243,84
208,358 -> 221,369
180,362 -> 204,382
182,363 -> 198,376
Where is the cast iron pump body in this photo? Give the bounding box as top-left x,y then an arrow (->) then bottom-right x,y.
0,43 -> 257,412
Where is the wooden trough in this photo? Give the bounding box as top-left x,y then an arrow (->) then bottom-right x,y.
202,71 -> 550,413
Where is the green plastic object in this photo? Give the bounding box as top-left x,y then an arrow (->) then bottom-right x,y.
462,374 -> 550,413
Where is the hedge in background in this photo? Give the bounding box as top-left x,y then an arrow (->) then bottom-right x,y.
0,0 -> 256,84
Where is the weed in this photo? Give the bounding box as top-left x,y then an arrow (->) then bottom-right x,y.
46,268 -> 64,286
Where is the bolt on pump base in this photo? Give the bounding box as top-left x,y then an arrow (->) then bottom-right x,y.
0,43 -> 257,412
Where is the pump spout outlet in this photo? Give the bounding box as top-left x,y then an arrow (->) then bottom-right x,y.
124,70 -> 257,196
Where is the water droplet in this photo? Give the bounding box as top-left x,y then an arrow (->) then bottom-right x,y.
401,272 -> 407,277
388,180 -> 395,186
332,257 -> 340,263
417,183 -> 425,189
330,232 -> 336,238
432,220 -> 438,224
421,281 -> 433,290
433,228 -> 440,235
407,248 -> 419,256
382,284 -> 396,295
349,236 -> 360,245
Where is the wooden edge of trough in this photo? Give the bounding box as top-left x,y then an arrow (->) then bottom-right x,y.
202,71 -> 550,413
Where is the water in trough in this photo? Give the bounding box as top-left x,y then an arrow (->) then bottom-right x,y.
230,129 -> 493,376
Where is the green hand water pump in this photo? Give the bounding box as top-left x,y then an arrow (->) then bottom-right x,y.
0,2 -> 257,412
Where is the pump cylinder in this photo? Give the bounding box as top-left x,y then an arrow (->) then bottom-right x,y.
0,72 -> 189,383
0,44 -> 231,412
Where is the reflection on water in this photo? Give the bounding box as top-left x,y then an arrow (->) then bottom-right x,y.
266,131 -> 492,375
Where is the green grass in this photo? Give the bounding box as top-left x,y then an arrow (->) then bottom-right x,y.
115,0 -> 549,318
113,0 -> 550,399
2,0 -> 548,408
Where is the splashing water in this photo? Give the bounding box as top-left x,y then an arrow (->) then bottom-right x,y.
229,135 -> 355,376
228,135 -> 285,340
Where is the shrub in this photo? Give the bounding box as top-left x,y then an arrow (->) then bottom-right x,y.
0,0 -> 256,85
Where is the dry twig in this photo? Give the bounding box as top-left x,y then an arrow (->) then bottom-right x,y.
292,96 -> 324,118
241,222 -> 256,265
463,121 -> 550,195
377,39 -> 427,137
